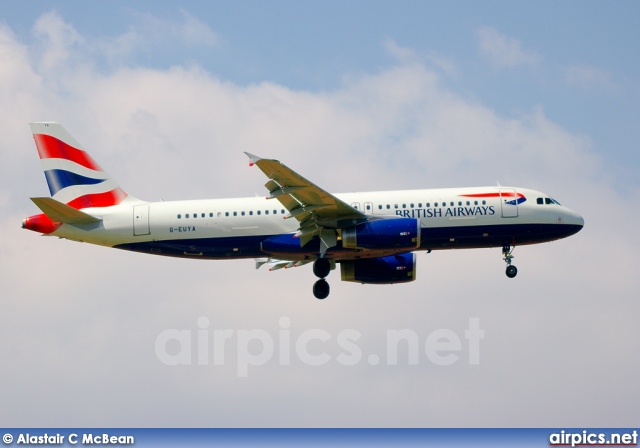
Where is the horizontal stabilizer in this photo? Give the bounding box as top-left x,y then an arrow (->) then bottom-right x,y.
31,197 -> 102,225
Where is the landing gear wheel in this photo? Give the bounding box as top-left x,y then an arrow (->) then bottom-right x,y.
313,257 -> 331,279
313,279 -> 330,299
502,244 -> 518,278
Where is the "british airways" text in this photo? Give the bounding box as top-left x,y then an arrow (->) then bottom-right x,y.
395,205 -> 496,219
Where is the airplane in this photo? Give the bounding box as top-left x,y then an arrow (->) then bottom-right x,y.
22,122 -> 584,299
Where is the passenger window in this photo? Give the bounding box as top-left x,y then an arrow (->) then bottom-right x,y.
241,211 -> 245,216
257,210 -> 261,215
458,201 -> 462,206
410,203 -> 414,208
482,200 -> 486,205
450,202 -> 454,206
193,213 -> 197,219
281,209 -> 285,214
225,212 -> 229,217
186,214 -> 190,218
537,197 -> 543,205
474,201 -> 478,206
466,201 -> 470,206
265,210 -> 269,215
378,205 -> 382,210
249,211 -> 253,216
435,202 -> 439,207
402,204 -> 406,209
386,204 -> 390,209
201,213 -> 205,218
418,203 -> 422,208
177,214 -> 182,219
426,203 -> 430,208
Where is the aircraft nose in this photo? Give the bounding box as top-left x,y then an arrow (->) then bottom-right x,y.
568,210 -> 584,230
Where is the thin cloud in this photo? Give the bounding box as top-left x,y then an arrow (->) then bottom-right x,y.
127,9 -> 218,49
476,26 -> 539,69
32,11 -> 84,72
177,9 -> 218,47
30,9 -> 218,70
563,64 -> 616,92
384,38 -> 457,77
384,38 -> 417,64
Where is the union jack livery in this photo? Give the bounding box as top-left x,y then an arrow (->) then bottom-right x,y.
23,122 -> 584,299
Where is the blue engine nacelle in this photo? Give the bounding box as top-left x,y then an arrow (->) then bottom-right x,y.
340,253 -> 416,284
342,217 -> 420,250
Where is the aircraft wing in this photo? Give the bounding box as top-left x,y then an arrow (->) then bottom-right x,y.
245,152 -> 367,252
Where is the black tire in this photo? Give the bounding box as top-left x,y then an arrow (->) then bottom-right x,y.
506,265 -> 518,278
313,279 -> 330,300
313,257 -> 331,279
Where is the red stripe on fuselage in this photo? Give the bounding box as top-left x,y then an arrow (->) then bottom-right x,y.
33,134 -> 102,171
460,192 -> 525,199
66,188 -> 128,209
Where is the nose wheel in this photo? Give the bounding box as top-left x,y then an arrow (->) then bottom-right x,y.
502,244 -> 518,278
312,257 -> 331,299
313,278 -> 330,299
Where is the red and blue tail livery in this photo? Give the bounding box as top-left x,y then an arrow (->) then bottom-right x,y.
30,122 -> 129,210
23,122 -> 584,299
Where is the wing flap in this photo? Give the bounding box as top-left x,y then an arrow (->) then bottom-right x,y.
254,258 -> 311,271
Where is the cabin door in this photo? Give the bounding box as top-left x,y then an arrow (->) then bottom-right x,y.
499,189 -> 519,218
133,205 -> 150,235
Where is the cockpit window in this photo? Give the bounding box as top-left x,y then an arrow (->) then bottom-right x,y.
544,197 -> 562,205
537,197 -> 543,205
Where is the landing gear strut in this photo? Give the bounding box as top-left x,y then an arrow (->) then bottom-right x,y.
502,244 -> 517,278
312,257 -> 331,299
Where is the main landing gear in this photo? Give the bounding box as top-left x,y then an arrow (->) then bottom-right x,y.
502,244 -> 518,278
312,257 -> 331,299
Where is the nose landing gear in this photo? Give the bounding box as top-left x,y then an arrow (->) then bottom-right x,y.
503,244 -> 518,278
312,257 -> 331,299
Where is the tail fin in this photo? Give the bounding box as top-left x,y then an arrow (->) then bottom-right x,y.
30,122 -> 131,209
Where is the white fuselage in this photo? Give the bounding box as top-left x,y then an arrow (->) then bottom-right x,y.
47,186 -> 584,261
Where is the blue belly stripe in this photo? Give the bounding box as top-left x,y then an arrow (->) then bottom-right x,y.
114,223 -> 583,260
